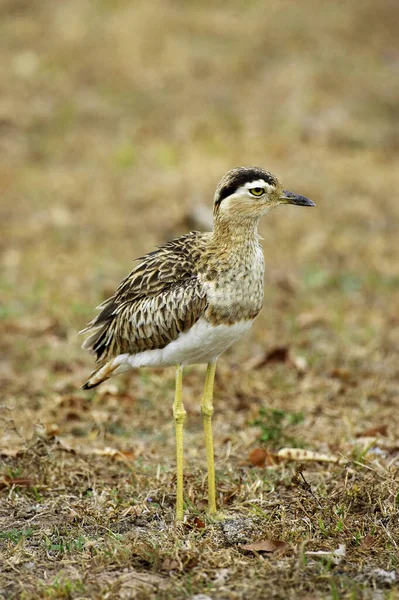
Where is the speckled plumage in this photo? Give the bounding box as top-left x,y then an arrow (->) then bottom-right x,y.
81,233 -> 209,364
81,224 -> 264,377
81,166 -> 314,389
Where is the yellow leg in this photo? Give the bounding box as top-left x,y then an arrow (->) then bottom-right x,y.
173,365 -> 186,521
201,361 -> 217,515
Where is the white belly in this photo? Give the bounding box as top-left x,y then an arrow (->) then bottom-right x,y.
113,318 -> 253,371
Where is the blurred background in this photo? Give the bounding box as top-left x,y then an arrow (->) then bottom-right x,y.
1,0 -> 399,454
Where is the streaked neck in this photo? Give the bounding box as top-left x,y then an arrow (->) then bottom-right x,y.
211,214 -> 260,250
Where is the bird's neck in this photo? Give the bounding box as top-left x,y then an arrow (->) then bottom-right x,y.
202,214 -> 265,324
211,215 -> 261,253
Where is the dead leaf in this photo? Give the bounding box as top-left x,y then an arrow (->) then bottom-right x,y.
360,534 -> 375,550
248,448 -> 267,467
247,449 -> 278,468
254,346 -> 289,368
356,424 -> 388,438
192,516 -> 206,529
243,347 -> 289,370
186,516 -> 206,530
241,539 -> 289,554
244,347 -> 308,373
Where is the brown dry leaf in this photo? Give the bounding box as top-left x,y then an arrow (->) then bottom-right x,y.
241,539 -> 289,554
244,347 -> 289,370
360,534 -> 375,550
244,347 -> 308,373
248,448 -> 267,467
192,516 -> 206,529
247,449 -> 279,468
0,476 -> 34,490
186,516 -> 206,530
356,424 -> 388,438
257,346 -> 289,367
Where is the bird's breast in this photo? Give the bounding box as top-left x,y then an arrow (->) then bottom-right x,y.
202,247 -> 265,326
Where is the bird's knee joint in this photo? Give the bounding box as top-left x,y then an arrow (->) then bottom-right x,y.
201,404 -> 214,418
173,407 -> 186,424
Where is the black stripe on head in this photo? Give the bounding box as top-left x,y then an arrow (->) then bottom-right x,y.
216,167 -> 278,205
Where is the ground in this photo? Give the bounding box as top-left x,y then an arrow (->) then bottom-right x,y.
1,1 -> 399,598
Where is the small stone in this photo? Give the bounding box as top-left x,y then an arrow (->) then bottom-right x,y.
220,518 -> 257,545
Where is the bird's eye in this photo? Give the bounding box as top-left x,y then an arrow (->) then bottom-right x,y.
249,187 -> 265,196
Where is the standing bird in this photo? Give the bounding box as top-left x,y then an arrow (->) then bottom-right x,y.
81,167 -> 315,521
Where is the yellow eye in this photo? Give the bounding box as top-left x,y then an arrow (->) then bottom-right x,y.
249,187 -> 265,196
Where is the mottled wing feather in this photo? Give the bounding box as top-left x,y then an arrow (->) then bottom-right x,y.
81,232 -> 208,365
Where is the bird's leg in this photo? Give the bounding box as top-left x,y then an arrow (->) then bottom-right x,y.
201,361 -> 217,515
173,365 -> 186,521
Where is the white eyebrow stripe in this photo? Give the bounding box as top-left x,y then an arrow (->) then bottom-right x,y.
244,179 -> 275,191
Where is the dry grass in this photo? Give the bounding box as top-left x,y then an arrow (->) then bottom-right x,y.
1,0 -> 399,598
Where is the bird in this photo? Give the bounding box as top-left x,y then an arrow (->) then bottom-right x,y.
81,166 -> 315,521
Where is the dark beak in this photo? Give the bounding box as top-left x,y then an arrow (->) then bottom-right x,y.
281,190 -> 315,207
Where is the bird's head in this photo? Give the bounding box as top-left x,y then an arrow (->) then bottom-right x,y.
213,167 -> 315,220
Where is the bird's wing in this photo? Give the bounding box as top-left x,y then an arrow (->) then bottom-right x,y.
81,233 -> 208,364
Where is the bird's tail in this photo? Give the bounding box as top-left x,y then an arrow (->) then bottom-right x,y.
82,359 -> 119,390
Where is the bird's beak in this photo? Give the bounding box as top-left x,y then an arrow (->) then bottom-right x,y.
281,190 -> 315,207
